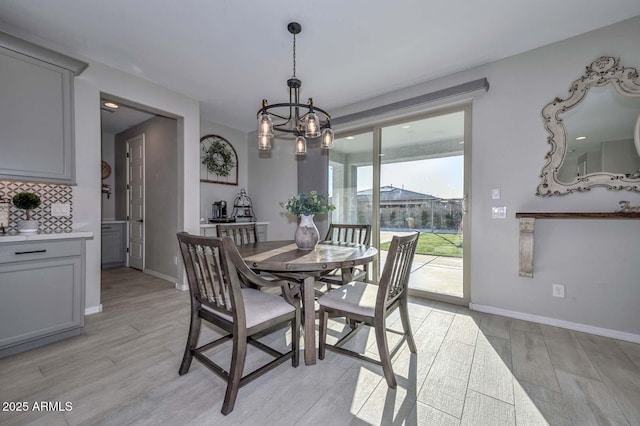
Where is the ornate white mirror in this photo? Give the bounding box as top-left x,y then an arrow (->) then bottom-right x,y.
537,56 -> 640,195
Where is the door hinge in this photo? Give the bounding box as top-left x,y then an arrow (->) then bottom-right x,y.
126,247 -> 129,253
126,184 -> 130,190
126,215 -> 129,221
126,152 -> 130,158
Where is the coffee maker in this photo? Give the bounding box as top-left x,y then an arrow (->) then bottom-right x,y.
210,200 -> 233,222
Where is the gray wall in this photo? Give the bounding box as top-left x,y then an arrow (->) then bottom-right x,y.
249,16 -> 640,338
247,130 -> 332,240
297,137 -> 331,237
69,56 -> 199,313
200,119 -> 249,220
247,133 -> 300,240
100,131 -> 115,220
115,116 -> 178,280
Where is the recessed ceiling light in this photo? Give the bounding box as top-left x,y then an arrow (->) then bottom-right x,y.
103,101 -> 119,109
402,125 -> 411,129
575,136 -> 587,141
458,140 -> 464,145
346,136 -> 355,140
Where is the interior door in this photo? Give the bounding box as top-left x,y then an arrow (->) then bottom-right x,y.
127,134 -> 145,270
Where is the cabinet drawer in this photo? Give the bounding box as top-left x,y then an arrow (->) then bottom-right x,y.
0,240 -> 82,264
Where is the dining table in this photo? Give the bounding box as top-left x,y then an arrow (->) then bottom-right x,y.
237,240 -> 377,365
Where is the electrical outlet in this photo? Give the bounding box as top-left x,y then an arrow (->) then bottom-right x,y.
51,203 -> 70,217
174,256 -> 178,265
491,188 -> 501,200
552,284 -> 565,298
491,206 -> 507,219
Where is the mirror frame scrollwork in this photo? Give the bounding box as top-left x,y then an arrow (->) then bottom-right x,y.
537,56 -> 640,196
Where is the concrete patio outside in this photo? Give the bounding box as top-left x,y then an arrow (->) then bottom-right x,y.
379,231 -> 463,298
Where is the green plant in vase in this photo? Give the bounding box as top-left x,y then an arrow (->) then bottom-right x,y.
280,191 -> 335,250
12,192 -> 41,233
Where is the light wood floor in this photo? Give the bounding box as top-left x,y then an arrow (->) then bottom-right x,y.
1,267 -> 639,425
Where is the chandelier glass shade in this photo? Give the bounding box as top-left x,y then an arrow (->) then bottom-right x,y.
257,22 -> 333,156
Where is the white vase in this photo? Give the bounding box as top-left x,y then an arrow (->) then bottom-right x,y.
294,214 -> 319,250
18,219 -> 39,233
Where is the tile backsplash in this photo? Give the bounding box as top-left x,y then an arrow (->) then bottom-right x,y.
0,181 -> 73,234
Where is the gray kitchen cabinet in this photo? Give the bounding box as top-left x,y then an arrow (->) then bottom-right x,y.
0,31 -> 87,184
0,238 -> 86,358
101,222 -> 126,268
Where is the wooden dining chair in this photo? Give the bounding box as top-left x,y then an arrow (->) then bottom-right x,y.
216,222 -> 259,245
317,232 -> 419,388
216,222 -> 288,294
318,224 -> 372,291
177,232 -> 300,415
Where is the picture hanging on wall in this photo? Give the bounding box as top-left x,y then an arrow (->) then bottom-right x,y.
200,134 -> 238,185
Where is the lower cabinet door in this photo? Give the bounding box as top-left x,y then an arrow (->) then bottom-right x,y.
0,256 -> 83,350
101,223 -> 125,267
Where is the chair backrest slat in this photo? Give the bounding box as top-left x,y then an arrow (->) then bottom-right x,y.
217,223 -> 259,246
178,232 -> 247,318
324,224 -> 371,246
377,232 -> 419,309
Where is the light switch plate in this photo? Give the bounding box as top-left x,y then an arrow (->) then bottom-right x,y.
491,188 -> 501,199
51,203 -> 71,217
552,284 -> 565,298
491,206 -> 507,219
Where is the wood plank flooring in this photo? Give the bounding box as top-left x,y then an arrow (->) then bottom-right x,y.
1,267 -> 639,425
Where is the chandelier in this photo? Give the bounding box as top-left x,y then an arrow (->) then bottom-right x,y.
257,22 -> 334,156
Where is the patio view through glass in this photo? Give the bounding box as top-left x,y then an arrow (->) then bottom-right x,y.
329,109 -> 467,300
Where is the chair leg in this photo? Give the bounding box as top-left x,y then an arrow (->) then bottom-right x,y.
292,312 -> 300,367
400,298 -> 417,353
179,310 -> 202,375
221,330 -> 248,415
318,308 -> 328,360
374,319 -> 397,389
347,318 -> 358,330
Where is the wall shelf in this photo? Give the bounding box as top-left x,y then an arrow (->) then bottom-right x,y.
516,211 -> 640,278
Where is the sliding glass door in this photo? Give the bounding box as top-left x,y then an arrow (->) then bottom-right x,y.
328,104 -> 470,304
328,132 -> 373,227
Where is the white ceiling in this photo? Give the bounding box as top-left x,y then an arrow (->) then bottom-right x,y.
1,1 -> 639,133
100,102 -> 155,134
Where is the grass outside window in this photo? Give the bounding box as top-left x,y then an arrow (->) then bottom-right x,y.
380,232 -> 462,257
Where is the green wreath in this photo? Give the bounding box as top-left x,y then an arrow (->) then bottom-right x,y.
202,140 -> 236,177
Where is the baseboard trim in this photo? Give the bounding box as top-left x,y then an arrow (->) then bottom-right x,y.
85,304 -> 103,315
469,303 -> 640,344
143,269 -> 177,284
142,268 -> 185,291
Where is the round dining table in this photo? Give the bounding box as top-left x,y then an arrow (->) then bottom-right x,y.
237,240 -> 377,365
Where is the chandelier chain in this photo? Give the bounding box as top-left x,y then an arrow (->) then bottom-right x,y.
292,33 -> 296,77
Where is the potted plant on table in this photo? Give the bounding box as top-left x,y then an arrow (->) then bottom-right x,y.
12,191 -> 41,233
280,191 -> 335,250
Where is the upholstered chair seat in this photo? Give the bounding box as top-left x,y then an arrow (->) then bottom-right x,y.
318,232 -> 419,389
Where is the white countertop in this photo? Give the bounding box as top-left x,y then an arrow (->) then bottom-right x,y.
200,221 -> 268,228
0,231 -> 93,243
